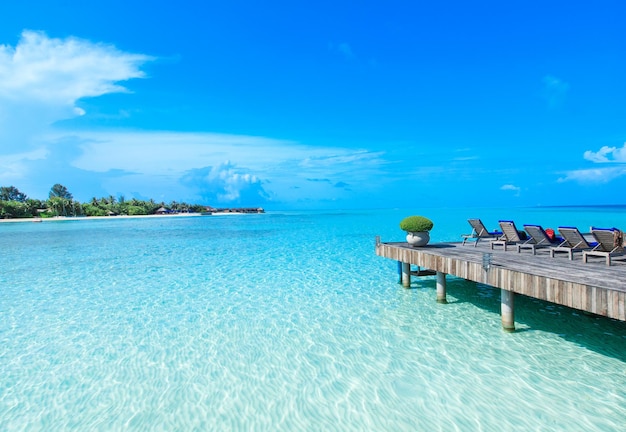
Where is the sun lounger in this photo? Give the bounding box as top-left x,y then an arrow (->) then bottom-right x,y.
461,219 -> 502,246
491,220 -> 525,251
518,224 -> 561,255
582,227 -> 625,266
550,226 -> 597,260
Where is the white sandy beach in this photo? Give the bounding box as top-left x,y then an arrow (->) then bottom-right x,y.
0,212 -> 255,223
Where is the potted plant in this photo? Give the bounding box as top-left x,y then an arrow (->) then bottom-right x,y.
400,215 -> 434,247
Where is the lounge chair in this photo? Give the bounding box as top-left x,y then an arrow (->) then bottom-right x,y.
491,220 -> 525,251
550,226 -> 597,260
461,219 -> 502,246
518,224 -> 561,255
582,227 -> 625,266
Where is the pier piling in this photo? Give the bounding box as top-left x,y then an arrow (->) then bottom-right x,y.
401,262 -> 411,287
436,271 -> 447,303
501,290 -> 515,332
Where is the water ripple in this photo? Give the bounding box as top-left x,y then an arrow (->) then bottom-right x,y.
1,212 -> 625,430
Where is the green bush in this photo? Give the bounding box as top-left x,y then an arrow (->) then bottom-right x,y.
127,205 -> 148,215
400,215 -> 434,232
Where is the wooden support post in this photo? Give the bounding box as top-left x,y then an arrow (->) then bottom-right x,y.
397,261 -> 402,284
436,271 -> 447,304
501,289 -> 515,332
401,262 -> 411,288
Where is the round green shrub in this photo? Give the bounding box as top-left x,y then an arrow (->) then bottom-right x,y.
400,215 -> 434,232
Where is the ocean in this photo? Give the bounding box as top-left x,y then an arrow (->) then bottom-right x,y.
1,207 -> 625,430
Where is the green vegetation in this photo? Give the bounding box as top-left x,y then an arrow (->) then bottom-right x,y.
399,215 -> 434,232
0,186 -> 27,202
0,184 -> 207,219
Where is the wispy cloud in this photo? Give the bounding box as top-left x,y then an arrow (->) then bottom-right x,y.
558,167 -> 626,184
542,75 -> 569,108
0,30 -> 152,153
299,150 -> 385,172
329,42 -> 355,60
0,148 -> 48,182
66,130 -> 385,178
67,130 -> 292,175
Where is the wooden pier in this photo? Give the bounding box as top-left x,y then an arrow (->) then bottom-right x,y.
375,237 -> 626,331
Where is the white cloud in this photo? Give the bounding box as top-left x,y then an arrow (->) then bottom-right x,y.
0,30 -> 152,153
205,162 -> 261,201
0,30 -> 392,206
66,130 -> 381,177
557,143 -> 626,185
558,166 -> 626,184
501,184 -> 521,194
181,161 -> 269,204
501,184 -> 521,198
0,148 -> 48,182
0,30 -> 151,103
6,127 -> 389,203
583,143 -> 626,163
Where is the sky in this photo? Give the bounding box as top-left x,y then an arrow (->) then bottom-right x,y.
0,1 -> 625,210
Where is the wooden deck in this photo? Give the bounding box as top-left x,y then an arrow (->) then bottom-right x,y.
375,238 -> 626,322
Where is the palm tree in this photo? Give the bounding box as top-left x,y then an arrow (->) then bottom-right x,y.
47,197 -> 62,216
61,198 -> 69,216
72,201 -> 82,216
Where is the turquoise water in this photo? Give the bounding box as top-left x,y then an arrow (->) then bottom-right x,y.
1,208 -> 625,431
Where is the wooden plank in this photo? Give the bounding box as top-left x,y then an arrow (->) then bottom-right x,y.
376,240 -> 626,321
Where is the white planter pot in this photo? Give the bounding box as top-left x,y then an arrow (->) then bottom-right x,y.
406,231 -> 430,247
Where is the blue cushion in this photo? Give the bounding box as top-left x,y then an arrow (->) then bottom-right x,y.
591,226 -> 620,232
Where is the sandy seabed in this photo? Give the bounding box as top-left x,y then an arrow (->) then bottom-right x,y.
0,212 -> 249,224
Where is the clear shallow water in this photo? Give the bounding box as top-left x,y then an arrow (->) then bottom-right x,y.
1,208 -> 625,431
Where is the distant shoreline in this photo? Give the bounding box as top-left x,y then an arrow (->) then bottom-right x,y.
0,211 -> 260,224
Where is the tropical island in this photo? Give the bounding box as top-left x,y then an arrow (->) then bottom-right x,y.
0,183 -> 264,220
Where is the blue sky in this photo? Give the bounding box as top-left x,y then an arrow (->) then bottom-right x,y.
1,1 -> 625,210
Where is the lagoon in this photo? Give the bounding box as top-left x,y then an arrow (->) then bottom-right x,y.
1,207 -> 625,430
